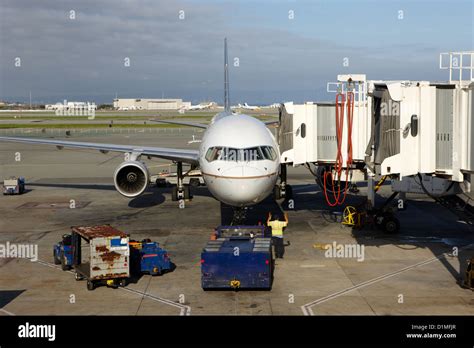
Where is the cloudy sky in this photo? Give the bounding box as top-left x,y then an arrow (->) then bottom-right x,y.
0,0 -> 472,104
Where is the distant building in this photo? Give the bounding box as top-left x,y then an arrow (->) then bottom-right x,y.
113,98 -> 191,110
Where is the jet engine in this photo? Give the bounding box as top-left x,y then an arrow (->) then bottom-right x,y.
114,161 -> 149,198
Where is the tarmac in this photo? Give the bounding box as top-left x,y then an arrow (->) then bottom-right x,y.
0,128 -> 473,315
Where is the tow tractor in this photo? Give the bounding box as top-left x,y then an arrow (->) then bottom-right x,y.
129,239 -> 172,276
201,225 -> 273,290
53,234 -> 73,271
2,177 -> 25,195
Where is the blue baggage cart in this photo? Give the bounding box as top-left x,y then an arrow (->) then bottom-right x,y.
201,225 -> 273,290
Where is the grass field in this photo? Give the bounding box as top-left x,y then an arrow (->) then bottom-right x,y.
0,110 -> 278,128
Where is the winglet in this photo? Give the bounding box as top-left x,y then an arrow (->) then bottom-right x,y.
224,38 -> 230,112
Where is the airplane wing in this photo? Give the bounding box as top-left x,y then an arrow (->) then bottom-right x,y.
0,136 -> 200,164
148,119 -> 208,129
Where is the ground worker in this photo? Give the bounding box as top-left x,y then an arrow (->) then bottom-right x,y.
267,212 -> 288,258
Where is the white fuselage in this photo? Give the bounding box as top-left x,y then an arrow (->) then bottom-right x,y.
199,113 -> 280,207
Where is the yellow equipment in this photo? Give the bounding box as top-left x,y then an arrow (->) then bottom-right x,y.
342,206 -> 363,228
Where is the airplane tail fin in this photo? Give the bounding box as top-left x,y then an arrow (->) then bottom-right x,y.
224,38 -> 230,112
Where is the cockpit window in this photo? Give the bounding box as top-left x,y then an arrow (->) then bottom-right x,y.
261,146 -> 277,160
205,147 -> 220,162
205,146 -> 277,162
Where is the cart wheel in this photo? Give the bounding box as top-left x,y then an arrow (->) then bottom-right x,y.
75,272 -> 83,281
53,251 -> 61,265
189,178 -> 200,187
171,186 -> 178,201
184,185 -> 192,199
118,278 -> 128,287
60,251 -> 69,271
87,280 -> 95,291
150,268 -> 162,276
382,214 -> 400,234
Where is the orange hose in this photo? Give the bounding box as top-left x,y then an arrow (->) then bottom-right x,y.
323,91 -> 354,207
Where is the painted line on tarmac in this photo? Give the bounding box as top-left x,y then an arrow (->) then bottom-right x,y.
34,259 -> 191,316
301,243 -> 473,315
120,287 -> 191,316
0,308 -> 15,316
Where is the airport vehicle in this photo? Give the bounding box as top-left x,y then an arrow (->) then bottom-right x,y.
0,39 -> 282,221
129,239 -> 171,276
71,225 -> 130,291
2,177 -> 25,195
153,169 -> 205,188
201,225 -> 273,290
53,234 -> 73,271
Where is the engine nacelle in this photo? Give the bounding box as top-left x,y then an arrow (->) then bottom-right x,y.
114,161 -> 149,198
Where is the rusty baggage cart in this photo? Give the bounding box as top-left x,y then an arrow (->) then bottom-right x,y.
71,225 -> 130,290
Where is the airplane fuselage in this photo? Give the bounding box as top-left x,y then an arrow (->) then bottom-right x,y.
199,113 -> 280,207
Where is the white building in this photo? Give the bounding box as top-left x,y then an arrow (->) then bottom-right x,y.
113,98 -> 191,110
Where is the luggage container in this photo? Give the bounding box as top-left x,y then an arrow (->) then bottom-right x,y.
71,225 -> 130,291
129,239 -> 172,276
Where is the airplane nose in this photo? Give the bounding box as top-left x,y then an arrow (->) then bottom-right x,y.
207,164 -> 276,206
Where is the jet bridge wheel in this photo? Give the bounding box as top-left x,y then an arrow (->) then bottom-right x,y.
377,213 -> 400,234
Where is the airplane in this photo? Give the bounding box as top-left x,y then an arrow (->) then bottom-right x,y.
0,39 -> 286,219
180,102 -> 213,111
234,102 -> 260,110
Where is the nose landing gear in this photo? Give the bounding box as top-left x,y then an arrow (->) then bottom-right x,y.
274,164 -> 293,201
171,162 -> 193,203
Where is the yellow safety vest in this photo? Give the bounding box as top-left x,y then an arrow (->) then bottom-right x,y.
268,220 -> 287,237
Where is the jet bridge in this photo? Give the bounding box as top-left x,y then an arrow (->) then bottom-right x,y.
278,52 -> 474,186
276,51 -> 474,225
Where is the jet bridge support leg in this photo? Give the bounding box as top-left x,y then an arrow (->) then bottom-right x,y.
367,177 -> 375,209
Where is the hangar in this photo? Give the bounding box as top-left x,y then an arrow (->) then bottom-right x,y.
113,98 -> 191,110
